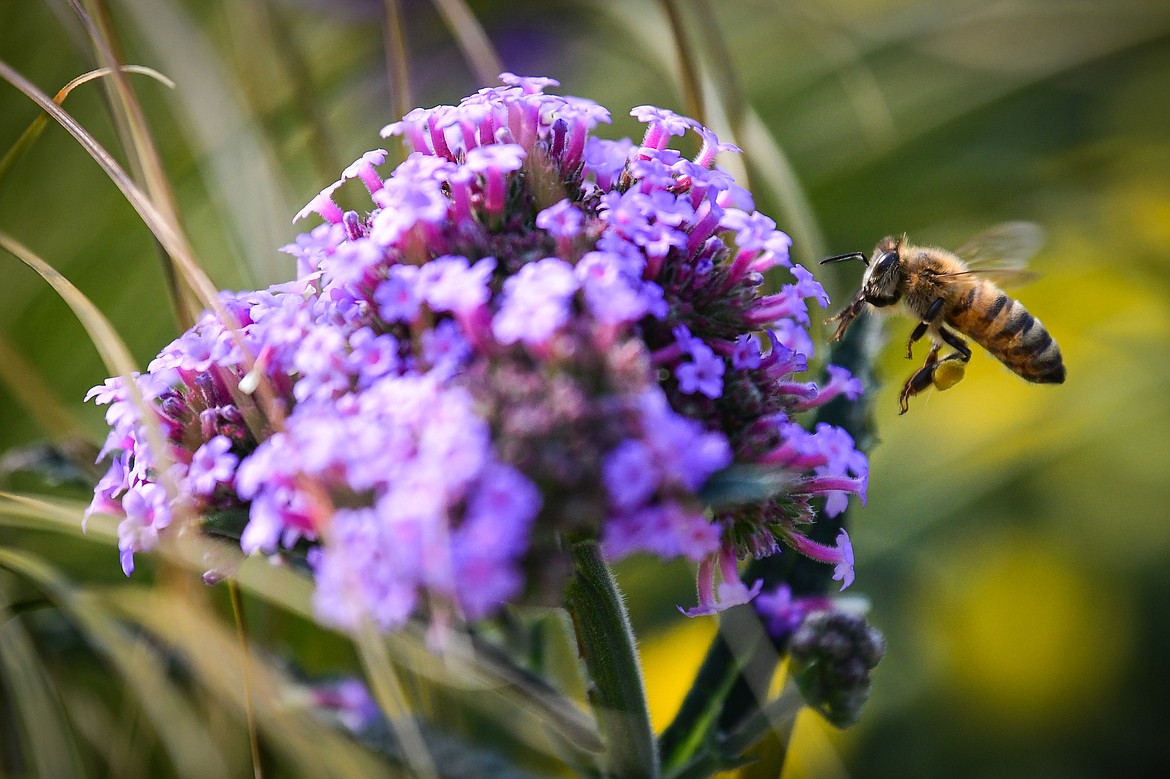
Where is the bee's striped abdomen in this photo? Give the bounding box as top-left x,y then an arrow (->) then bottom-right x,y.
948,280 -> 1065,384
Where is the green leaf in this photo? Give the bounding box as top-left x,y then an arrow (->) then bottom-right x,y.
200,507 -> 251,541
0,442 -> 95,490
699,464 -> 798,509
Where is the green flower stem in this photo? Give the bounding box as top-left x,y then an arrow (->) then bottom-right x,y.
656,638 -> 735,774
564,541 -> 659,779
667,682 -> 803,779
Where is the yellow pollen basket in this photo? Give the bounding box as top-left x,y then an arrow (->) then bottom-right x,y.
933,360 -> 966,391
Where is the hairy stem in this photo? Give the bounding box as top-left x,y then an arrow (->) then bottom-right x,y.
565,541 -> 659,779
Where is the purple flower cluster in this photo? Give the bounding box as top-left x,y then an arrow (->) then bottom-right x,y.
86,74 -> 867,630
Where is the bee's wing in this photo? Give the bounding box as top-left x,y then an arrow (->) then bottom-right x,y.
953,221 -> 1045,270
944,221 -> 1045,285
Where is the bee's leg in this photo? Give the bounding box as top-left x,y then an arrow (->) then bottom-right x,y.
939,327 -> 972,363
906,298 -> 946,358
826,295 -> 866,342
899,344 -> 941,414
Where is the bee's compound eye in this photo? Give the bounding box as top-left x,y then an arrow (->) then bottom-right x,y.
874,251 -> 898,275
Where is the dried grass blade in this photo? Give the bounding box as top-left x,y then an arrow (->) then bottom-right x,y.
111,588 -> 391,777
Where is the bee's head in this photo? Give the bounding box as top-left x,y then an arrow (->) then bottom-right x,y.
859,236 -> 904,306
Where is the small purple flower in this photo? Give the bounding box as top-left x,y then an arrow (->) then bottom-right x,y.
804,474 -> 867,519
310,677 -> 382,733
693,126 -> 741,168
577,252 -> 663,328
538,199 -> 585,259
754,584 -> 832,645
369,173 -> 450,245
311,507 -> 419,632
188,436 -> 238,496
629,153 -> 681,191
421,319 -> 471,376
675,340 -> 725,399
465,143 -> 526,214
374,265 -> 421,323
681,545 -> 764,617
499,72 -> 560,93
631,105 -> 692,150
348,328 -> 400,387
461,463 -> 542,547
833,530 -> 856,591
796,366 -> 865,411
281,222 -> 345,277
672,325 -> 726,399
731,333 -> 762,370
419,255 -> 496,315
453,464 -> 541,619
84,376 -> 124,406
295,180 -> 345,224
637,388 -> 732,490
536,199 -> 584,240
602,503 -> 721,564
746,286 -> 810,328
715,181 -> 755,211
602,439 -> 660,512
787,529 -> 855,591
341,149 -> 388,194
380,107 -> 432,152
118,482 -> 173,575
789,264 -> 830,308
464,143 -> 527,174
583,137 -> 634,190
768,318 -> 816,359
322,238 -> 384,288
492,258 -> 579,347
722,208 -> 791,254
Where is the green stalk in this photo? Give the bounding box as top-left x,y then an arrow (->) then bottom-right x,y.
564,541 -> 659,779
668,682 -> 803,779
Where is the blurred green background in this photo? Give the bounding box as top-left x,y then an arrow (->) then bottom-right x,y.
2,1 -> 1169,777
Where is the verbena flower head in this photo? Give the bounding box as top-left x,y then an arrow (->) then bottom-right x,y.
86,75 -> 867,631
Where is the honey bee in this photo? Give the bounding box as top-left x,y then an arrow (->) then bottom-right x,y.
821,222 -> 1065,414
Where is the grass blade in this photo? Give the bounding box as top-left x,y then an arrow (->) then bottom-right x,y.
73,0 -> 201,327
0,601 -> 87,778
430,0 -> 502,86
93,0 -> 297,288
0,333 -> 89,444
658,0 -> 705,124
0,64 -> 174,185
0,231 -> 174,484
383,0 -> 415,132
0,547 -> 231,778
0,65 -> 290,436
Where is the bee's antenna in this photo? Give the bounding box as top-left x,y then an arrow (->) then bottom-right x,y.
819,251 -> 868,266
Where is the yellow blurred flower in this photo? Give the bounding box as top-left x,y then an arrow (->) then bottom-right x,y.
916,533 -> 1132,733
